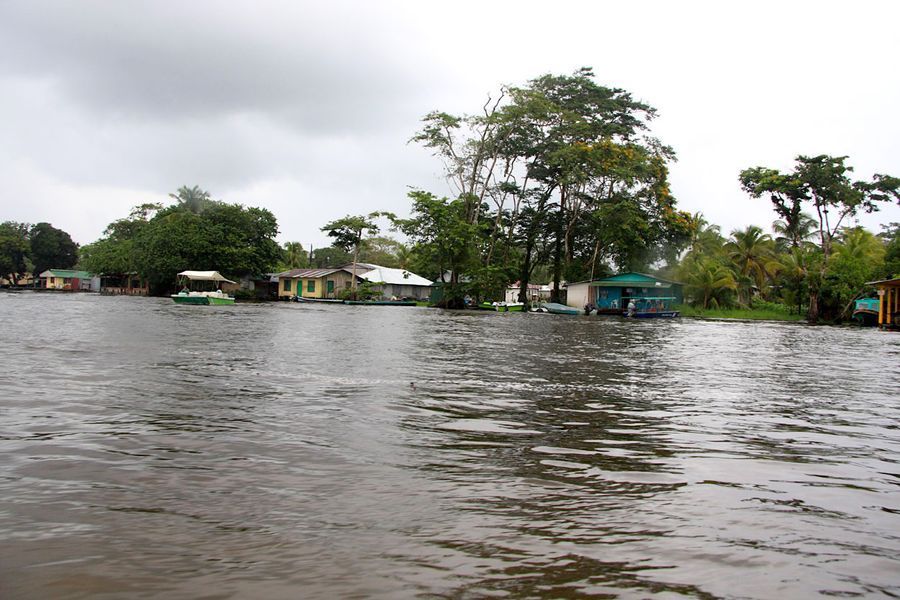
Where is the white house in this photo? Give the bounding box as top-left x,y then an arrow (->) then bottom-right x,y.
354,264 -> 433,300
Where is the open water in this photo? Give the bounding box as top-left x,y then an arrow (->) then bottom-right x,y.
1,292 -> 899,599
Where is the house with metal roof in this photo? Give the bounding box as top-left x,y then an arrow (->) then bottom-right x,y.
566,272 -> 683,313
356,265 -> 433,300
276,267 -> 360,299
39,269 -> 100,292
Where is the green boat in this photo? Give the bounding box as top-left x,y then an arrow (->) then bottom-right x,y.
171,271 -> 236,305
478,301 -> 524,312
852,297 -> 879,326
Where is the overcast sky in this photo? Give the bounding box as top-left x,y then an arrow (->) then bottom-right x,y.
1,0 -> 898,248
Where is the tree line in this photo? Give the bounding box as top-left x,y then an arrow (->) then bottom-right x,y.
2,68 -> 897,321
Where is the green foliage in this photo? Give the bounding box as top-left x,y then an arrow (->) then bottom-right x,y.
279,242 -> 309,270
740,155 -> 899,322
880,223 -> 900,278
309,246 -> 351,268
0,221 -> 31,282
85,186 -> 279,294
393,191 -> 481,307
412,68 -> 690,304
29,222 -> 78,276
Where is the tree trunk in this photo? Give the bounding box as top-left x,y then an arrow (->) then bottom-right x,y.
551,211 -> 563,304
807,289 -> 819,323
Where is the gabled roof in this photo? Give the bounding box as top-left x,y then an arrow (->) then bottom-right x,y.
357,265 -> 432,287
40,269 -> 94,279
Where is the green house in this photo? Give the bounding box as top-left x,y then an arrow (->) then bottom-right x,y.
566,272 -> 683,313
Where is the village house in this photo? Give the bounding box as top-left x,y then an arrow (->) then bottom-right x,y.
99,273 -> 149,296
504,281 -> 551,304
566,272 -> 684,313
355,264 -> 433,300
39,269 -> 100,292
276,267 -> 359,300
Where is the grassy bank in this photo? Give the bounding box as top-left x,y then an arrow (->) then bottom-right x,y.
676,302 -> 806,322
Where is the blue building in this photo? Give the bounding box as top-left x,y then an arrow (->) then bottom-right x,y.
566,272 -> 684,313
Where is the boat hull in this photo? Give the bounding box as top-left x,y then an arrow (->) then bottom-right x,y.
478,302 -> 524,312
540,302 -> 581,315
628,311 -> 679,318
171,295 -> 235,305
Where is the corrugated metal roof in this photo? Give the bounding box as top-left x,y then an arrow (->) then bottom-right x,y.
40,269 -> 94,279
358,266 -> 432,287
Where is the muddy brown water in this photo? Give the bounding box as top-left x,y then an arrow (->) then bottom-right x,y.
1,293 -> 898,598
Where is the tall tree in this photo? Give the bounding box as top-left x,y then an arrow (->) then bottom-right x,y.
29,223 -> 78,276
321,213 -> 382,298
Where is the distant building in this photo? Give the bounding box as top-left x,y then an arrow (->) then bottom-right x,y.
39,269 -> 100,292
354,264 -> 432,300
566,272 -> 683,313
100,273 -> 149,296
275,264 -> 433,301
504,281 -> 551,304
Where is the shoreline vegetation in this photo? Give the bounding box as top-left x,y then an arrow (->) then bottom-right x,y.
2,69 -> 898,325
675,302 -> 806,322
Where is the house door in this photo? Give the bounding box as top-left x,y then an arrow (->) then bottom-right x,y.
327,280 -> 335,297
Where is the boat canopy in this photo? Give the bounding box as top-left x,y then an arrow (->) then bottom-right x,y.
177,270 -> 235,284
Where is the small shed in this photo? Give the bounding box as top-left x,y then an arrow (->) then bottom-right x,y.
566,272 -> 684,313
870,277 -> 900,329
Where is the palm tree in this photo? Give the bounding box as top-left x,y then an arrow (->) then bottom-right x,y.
726,225 -> 777,306
773,213 -> 817,251
684,258 -> 737,309
169,185 -> 212,214
831,227 -> 885,264
282,242 -> 308,269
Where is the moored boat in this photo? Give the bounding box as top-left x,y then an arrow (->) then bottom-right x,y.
623,296 -> 679,318
851,297 -> 879,326
478,301 -> 524,312
539,302 -> 581,315
171,271 -> 236,305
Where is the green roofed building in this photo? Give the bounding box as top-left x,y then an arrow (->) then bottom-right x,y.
566,272 -> 683,314
39,269 -> 100,292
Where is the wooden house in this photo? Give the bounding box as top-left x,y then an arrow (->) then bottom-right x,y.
566,272 -> 684,313
39,269 -> 100,291
871,277 -> 900,329
276,267 -> 359,300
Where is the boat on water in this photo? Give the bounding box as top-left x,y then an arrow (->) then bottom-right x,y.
293,296 -> 344,303
171,271 -> 236,305
851,297 -> 879,326
344,299 -> 417,306
539,302 -> 582,315
624,296 -> 679,318
478,301 -> 524,312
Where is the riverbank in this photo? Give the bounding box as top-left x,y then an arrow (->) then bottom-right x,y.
676,303 -> 806,322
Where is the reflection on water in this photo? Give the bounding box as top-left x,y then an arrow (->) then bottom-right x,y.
1,292 -> 899,598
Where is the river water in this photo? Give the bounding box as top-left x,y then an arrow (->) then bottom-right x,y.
1,292 -> 898,599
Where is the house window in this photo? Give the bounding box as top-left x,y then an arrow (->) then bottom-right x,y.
283,279 -> 291,292
307,280 -> 315,292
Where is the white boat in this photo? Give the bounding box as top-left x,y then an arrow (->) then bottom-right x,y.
171,271 -> 236,305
